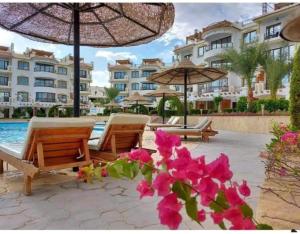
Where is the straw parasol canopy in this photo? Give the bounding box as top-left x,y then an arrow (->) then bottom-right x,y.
280,15 -> 300,42
147,59 -> 227,128
144,85 -> 183,123
0,3 -> 175,117
104,101 -> 120,109
124,92 -> 150,114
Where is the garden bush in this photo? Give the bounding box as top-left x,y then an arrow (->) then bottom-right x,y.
223,108 -> 233,113
190,109 -> 201,115
36,108 -> 46,117
237,96 -> 247,112
149,109 -> 158,115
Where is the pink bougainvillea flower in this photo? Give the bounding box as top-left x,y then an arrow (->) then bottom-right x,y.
136,180 -> 154,199
229,218 -> 256,230
157,193 -> 182,230
172,147 -> 192,170
197,177 -> 218,205
223,207 -> 243,225
238,180 -> 251,197
211,212 -> 223,224
155,130 -> 181,159
186,158 -> 206,185
128,149 -> 140,161
224,186 -> 244,206
101,167 -> 108,177
153,172 -> 174,196
280,131 -> 298,145
206,153 -> 233,183
133,148 -> 153,164
197,209 -> 206,222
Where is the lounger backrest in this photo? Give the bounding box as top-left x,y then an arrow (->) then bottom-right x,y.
166,116 -> 175,124
193,117 -> 209,129
171,116 -> 180,125
21,117 -> 95,169
96,114 -> 150,152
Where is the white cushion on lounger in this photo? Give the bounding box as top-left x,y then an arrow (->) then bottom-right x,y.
192,117 -> 209,129
171,116 -> 180,124
20,117 -> 95,160
0,143 -> 23,159
159,118 -> 210,133
166,116 -> 175,124
89,113 -> 150,151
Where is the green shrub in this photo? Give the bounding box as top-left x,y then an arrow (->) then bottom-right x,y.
12,108 -> 23,118
247,102 -> 257,113
149,109 -> 158,115
190,109 -> 201,115
36,108 -> 46,117
223,108 -> 233,113
278,99 -> 289,111
48,105 -> 60,117
213,96 -> 223,111
290,47 -> 300,129
129,104 -> 148,115
237,96 -> 248,112
158,96 -> 184,117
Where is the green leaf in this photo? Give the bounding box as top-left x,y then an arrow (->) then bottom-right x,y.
240,203 -> 253,218
141,164 -> 153,184
209,191 -> 228,212
131,162 -> 140,179
218,221 -> 226,230
185,197 -> 198,222
172,181 -> 191,201
93,167 -> 102,180
256,224 -> 273,230
122,163 -> 133,179
107,164 -> 121,178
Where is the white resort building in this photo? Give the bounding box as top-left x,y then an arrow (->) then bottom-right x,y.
173,3 -> 299,110
108,3 -> 299,110
0,44 -> 93,118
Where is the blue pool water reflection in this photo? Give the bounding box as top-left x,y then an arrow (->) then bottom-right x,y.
0,122 -> 104,144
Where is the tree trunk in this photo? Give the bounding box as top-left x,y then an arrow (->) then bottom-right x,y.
270,89 -> 277,100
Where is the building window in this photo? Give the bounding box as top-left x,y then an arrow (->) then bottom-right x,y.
211,60 -> 231,69
0,76 -> 8,86
57,80 -> 67,89
141,83 -> 156,90
175,85 -> 180,91
34,78 -> 55,87
269,45 -> 295,60
243,31 -> 257,44
58,94 -> 67,103
114,71 -> 126,79
0,59 -> 9,70
80,83 -> 87,91
198,46 -> 205,57
184,54 -> 192,60
0,91 -> 10,102
142,70 -> 156,78
36,92 -> 55,102
131,83 -> 139,90
114,83 -> 126,91
115,96 -> 125,103
80,95 -> 89,104
18,61 -> 30,70
17,76 -> 29,86
80,70 -> 87,78
17,92 -> 29,102
131,71 -> 139,78
208,36 -> 232,50
34,63 -> 55,73
265,23 -> 281,40
57,67 -> 67,75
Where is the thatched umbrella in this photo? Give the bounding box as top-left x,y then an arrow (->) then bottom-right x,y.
104,101 -> 120,112
147,59 -> 227,128
144,85 -> 183,123
280,15 -> 300,42
0,3 -> 174,117
124,92 -> 150,114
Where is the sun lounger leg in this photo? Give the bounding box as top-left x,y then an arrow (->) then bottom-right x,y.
0,159 -> 3,174
23,175 -> 32,196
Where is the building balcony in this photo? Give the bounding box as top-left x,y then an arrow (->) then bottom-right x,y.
199,85 -> 229,95
264,32 -> 280,40
0,81 -> 11,88
109,77 -> 129,83
204,43 -> 233,60
0,65 -> 12,73
202,21 -> 238,41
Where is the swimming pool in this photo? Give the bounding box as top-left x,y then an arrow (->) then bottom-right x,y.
0,122 -> 105,144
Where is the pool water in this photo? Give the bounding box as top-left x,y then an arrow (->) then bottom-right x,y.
0,122 -> 105,144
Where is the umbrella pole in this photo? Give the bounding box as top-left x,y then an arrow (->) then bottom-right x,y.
184,70 -> 187,139
73,4 -> 80,117
136,100 -> 138,114
162,93 -> 165,124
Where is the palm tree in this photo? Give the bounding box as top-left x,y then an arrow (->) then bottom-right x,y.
104,87 -> 120,103
221,43 -> 267,102
290,47 -> 300,129
263,56 -> 290,100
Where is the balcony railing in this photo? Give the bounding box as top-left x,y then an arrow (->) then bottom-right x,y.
264,32 -> 280,40
34,66 -> 55,73
35,98 -> 56,103
205,43 -> 233,51
199,85 -> 229,94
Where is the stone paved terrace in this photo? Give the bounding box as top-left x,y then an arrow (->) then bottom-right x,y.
0,130 -> 271,230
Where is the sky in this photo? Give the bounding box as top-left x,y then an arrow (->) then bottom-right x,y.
0,3 -> 262,87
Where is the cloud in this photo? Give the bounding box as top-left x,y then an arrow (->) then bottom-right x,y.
95,50 -> 137,62
0,29 -> 16,46
91,70 -> 110,87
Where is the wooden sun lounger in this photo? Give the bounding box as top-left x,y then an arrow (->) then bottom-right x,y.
89,114 -> 156,163
147,116 -> 182,131
161,120 -> 218,142
0,117 -> 95,195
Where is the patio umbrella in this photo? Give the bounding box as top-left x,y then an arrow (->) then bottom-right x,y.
0,3 -> 175,117
147,59 -> 227,128
280,15 -> 300,42
144,85 -> 183,123
104,101 -> 120,111
124,92 -> 150,114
